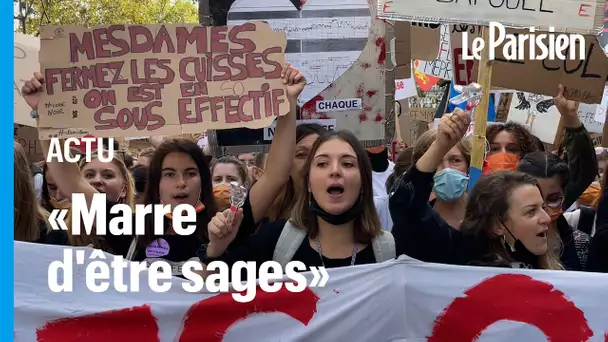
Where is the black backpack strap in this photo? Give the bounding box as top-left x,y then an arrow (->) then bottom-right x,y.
578,206 -> 595,236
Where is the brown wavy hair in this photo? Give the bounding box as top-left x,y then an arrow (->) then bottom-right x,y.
139,138 -> 217,248
289,130 -> 382,244
486,122 -> 537,158
460,171 -> 562,270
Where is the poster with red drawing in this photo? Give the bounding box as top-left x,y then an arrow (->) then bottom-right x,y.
227,0 -> 387,140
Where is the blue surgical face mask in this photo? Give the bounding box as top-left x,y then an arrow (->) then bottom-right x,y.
433,168 -> 468,202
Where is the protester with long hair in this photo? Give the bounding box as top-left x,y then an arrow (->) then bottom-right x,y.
459,171 -> 561,269
516,152 -> 590,271
14,142 -> 50,243
486,87 -> 597,211
198,130 -> 399,275
390,109 -> 560,270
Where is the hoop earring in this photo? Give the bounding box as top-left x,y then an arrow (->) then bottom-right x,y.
502,234 -> 515,252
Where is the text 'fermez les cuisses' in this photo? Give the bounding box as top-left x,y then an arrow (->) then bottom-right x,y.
43,24 -> 286,132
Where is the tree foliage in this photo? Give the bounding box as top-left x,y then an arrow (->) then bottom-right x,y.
15,0 -> 198,36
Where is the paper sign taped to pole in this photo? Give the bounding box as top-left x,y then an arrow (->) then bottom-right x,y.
14,33 -> 40,127
36,22 -> 290,139
378,0 -> 604,34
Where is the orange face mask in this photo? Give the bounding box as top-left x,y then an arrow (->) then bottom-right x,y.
165,202 -> 205,219
483,152 -> 520,175
546,206 -> 563,222
212,183 -> 231,210
578,182 -> 601,207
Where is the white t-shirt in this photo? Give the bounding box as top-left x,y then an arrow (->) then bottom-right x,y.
372,161 -> 395,197
371,161 -> 395,231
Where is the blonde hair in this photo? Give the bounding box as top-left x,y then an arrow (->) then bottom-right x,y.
412,129 -> 472,167
14,142 -> 49,242
64,152 -> 135,249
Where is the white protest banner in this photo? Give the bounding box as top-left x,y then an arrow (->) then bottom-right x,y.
263,119 -> 336,140
14,33 -> 39,127
378,0 -> 604,34
14,243 -> 608,341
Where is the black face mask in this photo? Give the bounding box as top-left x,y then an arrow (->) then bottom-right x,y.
502,223 -> 539,268
367,149 -> 389,173
309,194 -> 362,225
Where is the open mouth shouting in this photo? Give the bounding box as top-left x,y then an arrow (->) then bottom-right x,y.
172,192 -> 191,204
327,184 -> 345,200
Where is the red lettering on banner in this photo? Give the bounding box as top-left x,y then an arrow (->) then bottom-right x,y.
36,304 -> 159,342
34,289 -> 318,341
428,274 -> 593,342
578,4 -> 591,16
177,287 -> 319,341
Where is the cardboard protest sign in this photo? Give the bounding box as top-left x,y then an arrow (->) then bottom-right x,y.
450,24 -> 608,104
490,34 -> 608,104
14,124 -> 43,162
416,25 -> 452,81
36,22 -> 289,139
394,21 -> 411,79
507,91 -> 605,143
450,25 -> 480,86
14,33 -> 39,127
410,25 -> 440,61
378,0 -> 605,34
